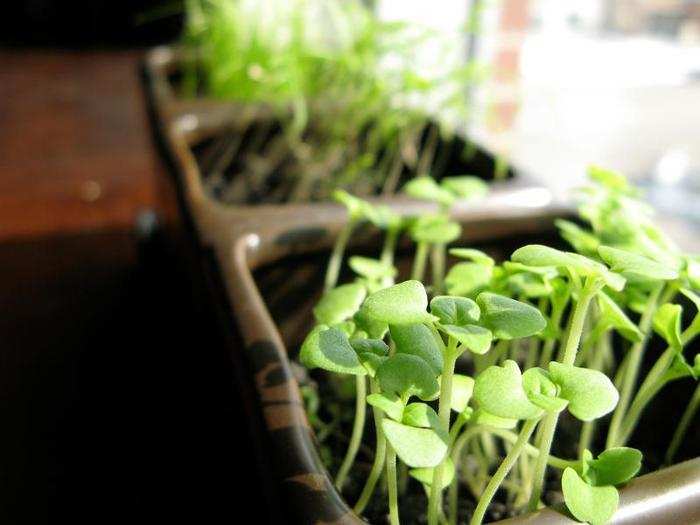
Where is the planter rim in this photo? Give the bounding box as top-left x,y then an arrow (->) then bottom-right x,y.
141,45 -> 544,248
221,204 -> 700,524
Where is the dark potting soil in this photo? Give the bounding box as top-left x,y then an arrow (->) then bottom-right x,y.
189,120 -> 513,205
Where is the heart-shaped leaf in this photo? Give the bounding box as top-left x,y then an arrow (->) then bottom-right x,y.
441,176 -> 488,201
512,245 -> 625,291
410,458 -> 456,489
299,326 -> 367,376
449,248 -> 495,266
680,288 -> 700,339
476,292 -> 547,340
353,305 -> 388,340
562,467 -> 619,525
556,219 -> 600,256
450,374 -> 475,413
402,402 -> 441,429
474,360 -> 542,419
598,245 -> 679,283
471,409 -> 518,429
367,392 -> 404,421
363,280 -> 434,325
653,303 -> 683,353
597,292 -> 643,343
440,324 -> 492,355
357,352 -> 387,377
445,262 -> 493,297
313,283 -> 367,325
390,323 -> 444,375
585,447 -> 642,486
350,338 -> 390,356
377,354 -> 439,401
549,362 -> 619,421
403,176 -> 455,207
430,296 -> 480,326
411,215 -> 462,244
522,367 -> 569,413
349,256 -> 397,280
382,420 -> 448,468
506,272 -> 552,298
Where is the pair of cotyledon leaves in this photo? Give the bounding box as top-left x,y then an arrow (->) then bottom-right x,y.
403,175 -> 488,208
562,446 -> 642,525
474,359 -> 619,422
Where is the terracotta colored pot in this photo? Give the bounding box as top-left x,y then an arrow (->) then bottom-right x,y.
140,47 -> 700,524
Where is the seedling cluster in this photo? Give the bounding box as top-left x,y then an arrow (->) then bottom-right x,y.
183,0 -> 492,202
299,167 -> 700,524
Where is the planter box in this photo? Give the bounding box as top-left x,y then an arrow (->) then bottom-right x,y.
141,47 -> 700,524
141,45 -> 537,233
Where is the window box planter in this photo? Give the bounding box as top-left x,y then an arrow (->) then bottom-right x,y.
141,46 -> 700,525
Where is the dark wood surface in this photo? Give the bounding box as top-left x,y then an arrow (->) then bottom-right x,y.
0,49 -> 160,240
0,50 -> 251,523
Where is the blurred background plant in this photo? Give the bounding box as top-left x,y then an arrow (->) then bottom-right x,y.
181,0 -> 489,203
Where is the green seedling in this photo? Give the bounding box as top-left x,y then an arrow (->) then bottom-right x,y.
298,165 -> 700,525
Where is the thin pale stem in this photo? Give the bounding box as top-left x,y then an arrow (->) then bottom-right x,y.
428,339 -> 459,525
471,419 -> 539,525
354,380 -> 387,515
335,375 -> 367,490
578,331 -> 611,456
411,241 -> 430,282
606,284 -> 664,449
431,243 -> 447,295
386,444 -> 400,525
529,278 -> 597,511
666,382 -> 700,464
324,220 -> 356,292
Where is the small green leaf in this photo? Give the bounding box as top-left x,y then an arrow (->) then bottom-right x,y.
411,215 -> 462,244
512,245 -> 625,291
390,323 -> 444,375
357,352 -> 387,377
522,367 -> 569,413
402,402 -> 441,429
299,326 -> 367,376
450,374 -> 475,413
441,176 -> 488,201
598,245 -> 679,283
353,305 -> 388,340
562,467 -> 619,525
445,262 -> 492,297
313,283 -> 367,325
367,392 -> 404,421
653,303 -> 683,353
556,219 -> 600,256
440,324 -> 492,355
449,248 -> 495,266
471,409 -> 518,429
350,338 -> 390,357
474,360 -> 542,420
363,280 -> 434,325
333,189 -> 373,220
585,447 -> 642,487
409,458 -> 455,489
476,292 -> 547,340
382,420 -> 448,468
506,272 -> 552,298
349,256 -> 397,280
403,176 -> 455,207
377,354 -> 439,401
549,363 -> 619,421
588,165 -> 631,192
597,292 -> 643,343
430,296 -> 480,326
